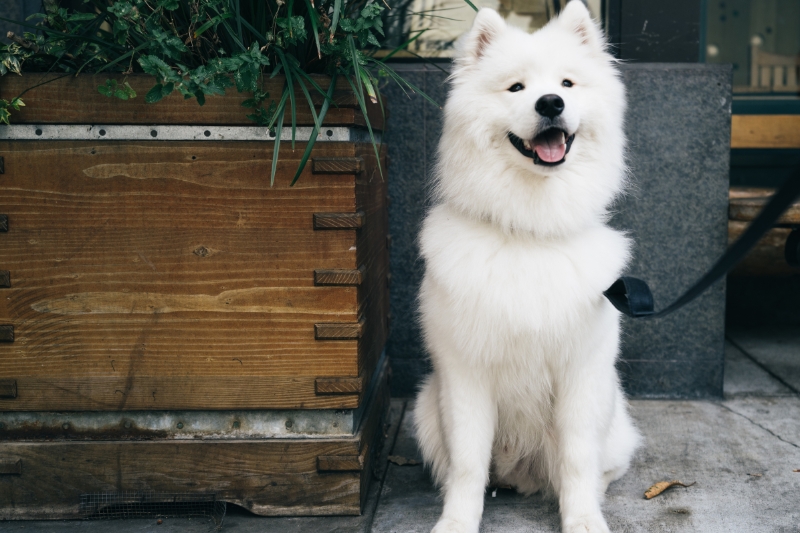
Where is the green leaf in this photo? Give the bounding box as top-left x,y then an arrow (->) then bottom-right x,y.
270,101 -> 286,187
145,84 -> 166,103
330,0 -> 342,37
291,72 -> 338,186
193,13 -> 233,38
158,0 -> 180,10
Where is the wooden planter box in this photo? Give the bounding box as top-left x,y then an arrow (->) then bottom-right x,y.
0,74 -> 390,517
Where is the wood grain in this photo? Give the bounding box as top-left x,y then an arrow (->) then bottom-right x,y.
729,186 -> 800,223
315,377 -> 363,395
315,319 -> 365,340
0,459 -> 21,476
0,139 -> 389,410
313,212 -> 365,229
731,115 -> 800,149
314,266 -> 365,286
317,454 -> 364,472
312,157 -> 363,174
0,74 -> 385,130
0,142 -> 359,230
728,221 -> 796,276
0,365 -> 389,518
0,379 -> 16,399
3,376 -> 361,411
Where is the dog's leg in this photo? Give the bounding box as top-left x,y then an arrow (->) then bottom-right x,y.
413,374 -> 449,485
552,352 -> 618,533
431,363 -> 496,533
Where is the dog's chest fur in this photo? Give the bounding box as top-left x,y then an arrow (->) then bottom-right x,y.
420,204 -> 630,365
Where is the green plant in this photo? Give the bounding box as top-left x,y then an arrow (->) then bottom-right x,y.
0,0 -> 453,184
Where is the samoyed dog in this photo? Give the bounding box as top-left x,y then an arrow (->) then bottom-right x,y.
412,2 -> 641,532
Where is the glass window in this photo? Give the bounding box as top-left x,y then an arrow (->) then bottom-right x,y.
705,0 -> 800,96
384,0 -> 602,58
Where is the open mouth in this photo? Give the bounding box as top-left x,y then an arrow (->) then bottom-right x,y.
508,128 -> 575,166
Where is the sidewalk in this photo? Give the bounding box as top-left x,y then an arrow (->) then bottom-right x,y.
3,327 -> 799,533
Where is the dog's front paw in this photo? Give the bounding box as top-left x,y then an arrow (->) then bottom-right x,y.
431,517 -> 476,533
563,514 -> 611,533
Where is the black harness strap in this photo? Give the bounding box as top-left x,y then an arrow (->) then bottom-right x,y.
605,167 -> 800,319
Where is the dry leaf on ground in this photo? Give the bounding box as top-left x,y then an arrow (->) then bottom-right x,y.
644,480 -> 696,499
388,455 -> 421,466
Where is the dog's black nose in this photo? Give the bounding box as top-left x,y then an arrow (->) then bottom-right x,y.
535,94 -> 564,119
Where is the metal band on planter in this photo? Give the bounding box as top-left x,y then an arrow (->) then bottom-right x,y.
0,124 -> 381,143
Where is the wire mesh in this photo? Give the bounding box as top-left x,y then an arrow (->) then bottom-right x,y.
80,491 -> 225,529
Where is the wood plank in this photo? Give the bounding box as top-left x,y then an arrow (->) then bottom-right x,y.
0,314 -> 359,376
0,376 -> 360,411
315,377 -> 363,395
353,145 -> 390,382
729,186 -> 800,223
313,212 -> 365,230
0,139 -> 390,411
317,453 -> 364,472
0,367 -> 389,518
0,142 -> 359,230
0,228 -> 358,288
314,266 -> 365,286
0,439 -> 361,518
729,221 -> 796,276
0,379 -> 16,399
731,115 -> 800,149
312,157 -> 363,174
0,74 -> 384,130
315,319 -> 365,340
0,460 -> 21,476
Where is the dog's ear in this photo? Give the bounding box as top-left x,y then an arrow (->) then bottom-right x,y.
558,1 -> 605,53
461,8 -> 506,61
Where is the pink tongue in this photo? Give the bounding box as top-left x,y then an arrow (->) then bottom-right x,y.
533,132 -> 566,163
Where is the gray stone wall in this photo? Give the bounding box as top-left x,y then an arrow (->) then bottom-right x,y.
382,62 -> 732,398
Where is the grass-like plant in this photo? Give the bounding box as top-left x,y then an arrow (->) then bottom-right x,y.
0,0 -> 461,184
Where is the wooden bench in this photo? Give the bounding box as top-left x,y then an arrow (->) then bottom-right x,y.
729,113 -> 800,276
729,187 -> 800,276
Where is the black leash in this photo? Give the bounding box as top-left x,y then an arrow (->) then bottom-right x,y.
604,166 -> 800,319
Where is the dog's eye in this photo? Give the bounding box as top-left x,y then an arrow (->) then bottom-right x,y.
508,83 -> 524,93
562,79 -> 574,88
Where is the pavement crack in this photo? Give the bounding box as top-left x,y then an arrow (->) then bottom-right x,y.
720,402 -> 800,450
725,335 -> 800,395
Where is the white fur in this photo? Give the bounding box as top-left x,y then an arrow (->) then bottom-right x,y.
412,3 -> 641,533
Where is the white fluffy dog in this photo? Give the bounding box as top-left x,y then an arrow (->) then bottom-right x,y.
412,2 -> 641,532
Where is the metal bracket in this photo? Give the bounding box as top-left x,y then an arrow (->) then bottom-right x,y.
0,125 -> 382,143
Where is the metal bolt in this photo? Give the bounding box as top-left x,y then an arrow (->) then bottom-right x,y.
35,128 -> 42,136
285,419 -> 293,429
176,422 -> 184,429
203,130 -> 211,137
150,129 -> 158,138
62,423 -> 70,430
99,129 -> 106,136
326,130 -> 333,137
124,421 -> 132,429
233,420 -> 240,429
